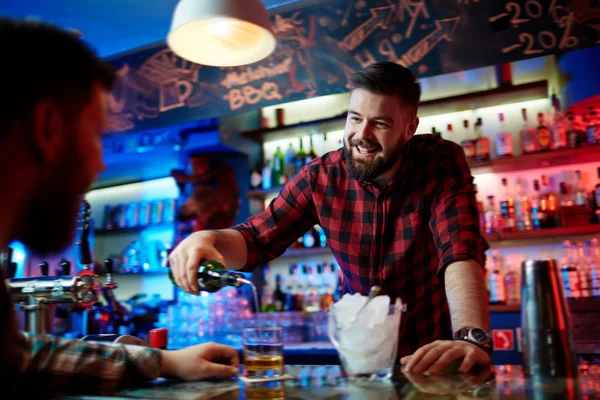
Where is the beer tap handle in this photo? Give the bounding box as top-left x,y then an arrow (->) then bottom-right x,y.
104,258 -> 117,289
104,258 -> 114,275
77,200 -> 93,269
39,262 -> 49,277
8,262 -> 17,279
60,259 -> 71,276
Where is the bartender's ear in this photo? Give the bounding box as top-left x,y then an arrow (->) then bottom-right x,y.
405,115 -> 419,140
30,99 -> 65,164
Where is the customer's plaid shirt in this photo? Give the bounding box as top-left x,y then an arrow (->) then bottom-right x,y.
234,134 -> 489,357
0,272 -> 160,396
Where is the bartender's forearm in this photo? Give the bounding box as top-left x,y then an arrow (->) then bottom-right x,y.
211,229 -> 248,270
444,260 -> 490,332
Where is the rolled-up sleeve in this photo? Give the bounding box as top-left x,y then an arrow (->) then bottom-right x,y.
429,143 -> 489,285
232,166 -> 319,270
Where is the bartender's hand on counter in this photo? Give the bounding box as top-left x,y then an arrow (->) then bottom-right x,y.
400,340 -> 490,375
160,342 -> 240,380
169,230 -> 225,294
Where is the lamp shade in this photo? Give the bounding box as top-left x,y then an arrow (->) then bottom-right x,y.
167,0 -> 277,67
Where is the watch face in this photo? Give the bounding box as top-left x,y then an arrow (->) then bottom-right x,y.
469,328 -> 489,344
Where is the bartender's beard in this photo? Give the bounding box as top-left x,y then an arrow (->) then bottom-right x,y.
17,145 -> 83,256
343,138 -> 404,182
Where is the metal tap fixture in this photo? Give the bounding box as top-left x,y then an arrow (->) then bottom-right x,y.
6,200 -> 109,335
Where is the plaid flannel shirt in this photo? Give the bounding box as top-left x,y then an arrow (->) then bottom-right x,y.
233,134 -> 489,357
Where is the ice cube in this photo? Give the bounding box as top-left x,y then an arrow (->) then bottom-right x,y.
355,295 -> 390,327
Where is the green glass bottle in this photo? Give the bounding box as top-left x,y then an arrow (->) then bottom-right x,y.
168,260 -> 249,293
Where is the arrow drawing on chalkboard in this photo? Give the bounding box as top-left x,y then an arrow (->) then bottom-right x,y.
397,17 -> 460,67
340,6 -> 396,51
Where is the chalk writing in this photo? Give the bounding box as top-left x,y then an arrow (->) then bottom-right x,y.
340,6 -> 395,51
220,58 -> 293,89
489,0 -> 545,27
354,48 -> 378,68
395,0 -> 430,40
397,17 -> 460,67
224,81 -> 283,111
272,12 -> 304,34
378,38 -> 399,61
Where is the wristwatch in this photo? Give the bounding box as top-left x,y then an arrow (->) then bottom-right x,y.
453,327 -> 493,355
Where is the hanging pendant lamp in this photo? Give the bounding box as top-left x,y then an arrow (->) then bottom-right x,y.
167,0 -> 277,67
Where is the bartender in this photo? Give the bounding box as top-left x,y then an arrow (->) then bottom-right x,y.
170,62 -> 493,375
0,18 -> 239,397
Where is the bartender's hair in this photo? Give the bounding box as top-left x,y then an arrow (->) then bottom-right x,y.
349,62 -> 421,113
0,18 -> 117,139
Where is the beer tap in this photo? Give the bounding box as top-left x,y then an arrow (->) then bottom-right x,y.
6,200 -> 103,335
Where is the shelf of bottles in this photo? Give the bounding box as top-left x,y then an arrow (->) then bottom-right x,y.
486,239 -> 600,307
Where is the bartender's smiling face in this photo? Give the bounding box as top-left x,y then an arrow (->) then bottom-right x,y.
343,88 -> 419,182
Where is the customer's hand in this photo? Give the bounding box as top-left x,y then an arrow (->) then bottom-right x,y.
400,340 -> 490,375
168,231 -> 225,294
160,343 -> 239,380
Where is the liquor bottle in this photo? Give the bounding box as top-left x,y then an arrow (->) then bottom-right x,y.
272,146 -> 285,187
475,118 -> 490,162
306,136 -> 318,165
296,138 -> 307,171
541,175 -> 558,228
574,170 -> 588,206
273,274 -> 286,312
531,179 -> 545,230
168,260 -> 249,293
561,240 -> 581,300
284,142 -> 297,180
496,113 -> 513,158
484,195 -> 499,234
566,114 -> 578,149
504,261 -> 520,305
589,106 -> 600,144
559,181 -> 572,208
313,225 -> 327,248
515,177 -> 532,231
499,178 -> 516,232
261,160 -> 272,190
575,242 -> 593,299
261,268 -> 274,312
551,94 -> 567,150
589,238 -> 600,298
520,108 -> 537,154
446,124 -> 454,138
461,120 -> 475,163
319,263 -> 335,310
536,112 -> 552,151
334,265 -> 344,302
488,250 -> 506,304
249,162 -> 262,189
583,114 -> 597,146
303,266 -> 320,312
594,167 -> 600,223
293,264 -> 305,311
285,265 -> 297,311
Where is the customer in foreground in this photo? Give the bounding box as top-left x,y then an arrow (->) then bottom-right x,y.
170,62 -> 492,375
0,18 -> 238,397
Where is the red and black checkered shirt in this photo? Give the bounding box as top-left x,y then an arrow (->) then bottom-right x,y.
233,134 -> 488,357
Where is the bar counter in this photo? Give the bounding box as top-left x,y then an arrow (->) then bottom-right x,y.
53,364 -> 599,399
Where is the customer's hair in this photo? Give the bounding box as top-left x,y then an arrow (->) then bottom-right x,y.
0,18 -> 117,139
348,62 -> 421,113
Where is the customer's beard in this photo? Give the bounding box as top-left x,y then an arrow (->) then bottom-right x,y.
343,142 -> 404,182
16,153 -> 82,256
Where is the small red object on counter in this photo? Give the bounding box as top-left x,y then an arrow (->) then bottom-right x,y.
149,328 -> 168,350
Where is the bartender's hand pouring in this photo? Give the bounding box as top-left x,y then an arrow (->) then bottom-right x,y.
400,340 -> 490,375
169,231 -> 226,294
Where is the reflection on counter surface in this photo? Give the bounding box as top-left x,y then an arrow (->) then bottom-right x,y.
54,364 -> 600,399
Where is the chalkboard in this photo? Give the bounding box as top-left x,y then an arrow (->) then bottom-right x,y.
106,0 -> 600,134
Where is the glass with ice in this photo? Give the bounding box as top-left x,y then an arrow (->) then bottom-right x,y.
328,293 -> 404,380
